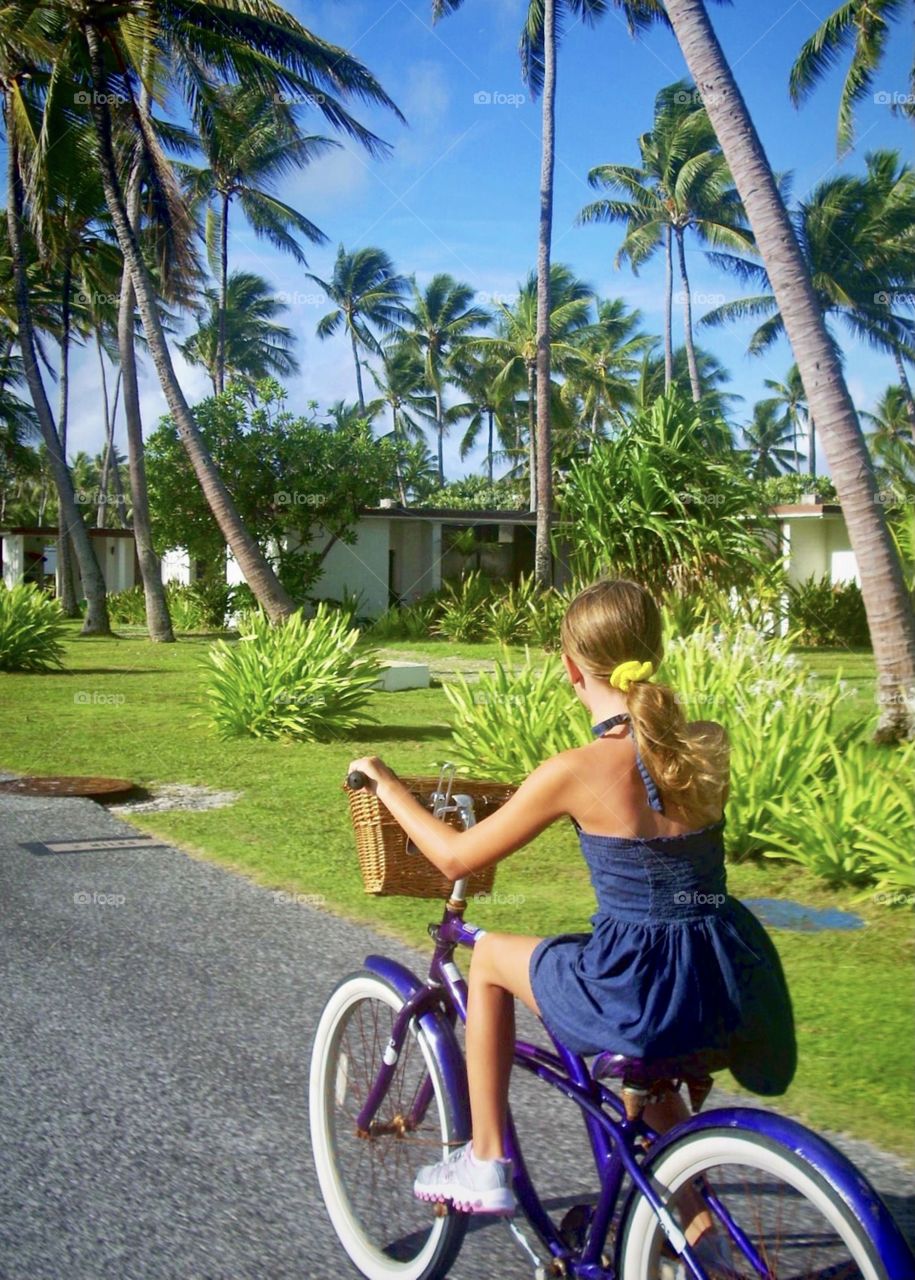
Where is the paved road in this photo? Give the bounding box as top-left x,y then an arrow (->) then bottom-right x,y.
1,794 -> 912,1280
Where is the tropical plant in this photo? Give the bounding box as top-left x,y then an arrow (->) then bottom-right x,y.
579,79 -> 752,402
204,604 -> 382,740
757,473 -> 837,504
558,391 -> 766,594
419,475 -> 527,510
561,298 -> 652,448
743,400 -> 799,477
403,274 -> 489,483
787,575 -> 871,648
632,344 -> 740,427
759,365 -> 812,475
433,571 -> 493,642
757,741 -> 915,891
448,346 -> 521,486
179,271 -> 299,396
309,247 -> 411,411
370,343 -> 436,505
663,0 -> 915,741
790,0 -> 913,152
0,582 -> 67,672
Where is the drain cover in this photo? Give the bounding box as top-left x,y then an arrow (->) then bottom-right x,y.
0,776 -> 140,803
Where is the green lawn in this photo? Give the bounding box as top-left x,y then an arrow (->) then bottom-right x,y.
2,626 -> 912,1156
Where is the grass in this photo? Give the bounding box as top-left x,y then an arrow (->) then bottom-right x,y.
1,625 -> 911,1157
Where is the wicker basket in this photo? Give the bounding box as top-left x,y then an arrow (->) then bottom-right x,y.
346,774 -> 517,897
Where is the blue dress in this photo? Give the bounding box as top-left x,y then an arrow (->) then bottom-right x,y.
528,714 -> 796,1096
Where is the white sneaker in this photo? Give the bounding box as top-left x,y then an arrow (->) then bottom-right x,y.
413,1141 -> 515,1215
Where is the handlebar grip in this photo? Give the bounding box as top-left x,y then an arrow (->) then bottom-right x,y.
346,769 -> 369,791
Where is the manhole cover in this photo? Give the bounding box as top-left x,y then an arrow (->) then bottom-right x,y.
0,776 -> 140,803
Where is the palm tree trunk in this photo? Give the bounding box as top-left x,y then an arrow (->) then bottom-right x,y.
487,408 -> 494,486
892,350 -> 915,445
664,224 -> 674,390
392,409 -> 407,505
96,331 -> 112,529
527,363 -> 537,512
4,111 -> 110,635
665,0 -> 915,741
120,129 -> 174,642
56,252 -> 80,616
350,324 -> 366,412
435,387 -> 445,485
534,0 -> 557,586
808,414 -> 817,478
674,227 -> 702,404
216,191 -> 229,395
85,25 -> 295,624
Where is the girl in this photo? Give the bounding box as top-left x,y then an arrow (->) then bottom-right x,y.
348,577 -> 796,1229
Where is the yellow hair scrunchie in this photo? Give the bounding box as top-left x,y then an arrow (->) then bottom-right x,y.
609,659 -> 655,693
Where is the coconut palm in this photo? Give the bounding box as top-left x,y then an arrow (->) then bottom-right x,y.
579,80 -> 752,403
703,151 -> 915,441
759,365 -> 812,476
790,0 -> 913,152
434,1 -> 668,583
308,246 -> 411,412
632,344 -> 740,437
34,0 -> 402,624
863,385 -> 915,496
743,401 -> 799,477
403,275 -> 489,484
663,0 -> 915,739
179,271 -> 299,397
448,346 -> 521,486
563,298 -> 653,445
369,343 -> 436,506
179,82 -> 336,394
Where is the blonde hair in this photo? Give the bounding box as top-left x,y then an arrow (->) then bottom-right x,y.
561,578 -> 728,825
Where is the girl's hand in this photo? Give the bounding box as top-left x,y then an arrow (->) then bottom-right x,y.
346,755 -> 396,795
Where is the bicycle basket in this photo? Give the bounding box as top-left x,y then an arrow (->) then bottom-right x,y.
345,774 -> 517,897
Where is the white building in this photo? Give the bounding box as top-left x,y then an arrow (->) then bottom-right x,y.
0,526 -> 139,595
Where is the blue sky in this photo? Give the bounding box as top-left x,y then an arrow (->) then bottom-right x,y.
58,0 -> 914,478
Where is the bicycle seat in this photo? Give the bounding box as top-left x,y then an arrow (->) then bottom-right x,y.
592,1049 -> 729,1113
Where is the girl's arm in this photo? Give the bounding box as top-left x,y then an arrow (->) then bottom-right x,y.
346,755 -> 571,881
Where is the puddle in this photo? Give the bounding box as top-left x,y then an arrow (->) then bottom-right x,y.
742,897 -> 865,932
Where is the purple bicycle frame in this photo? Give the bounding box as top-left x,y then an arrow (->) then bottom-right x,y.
352,900 -> 915,1280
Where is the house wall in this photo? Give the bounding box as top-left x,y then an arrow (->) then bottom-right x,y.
782,516 -> 858,586
1,535 -> 25,589
390,519 -> 438,601
161,548 -> 193,586
306,518 -> 392,616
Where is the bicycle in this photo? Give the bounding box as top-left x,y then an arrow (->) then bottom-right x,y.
309,767 -> 914,1280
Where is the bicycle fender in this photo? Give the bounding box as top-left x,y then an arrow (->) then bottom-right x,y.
363,954 -> 471,1139
615,1106 -> 914,1278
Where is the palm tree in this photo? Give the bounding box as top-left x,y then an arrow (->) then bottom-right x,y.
633,344 -> 740,434
309,246 -> 411,412
743,401 -> 798,477
663,0 -> 915,739
2,34 -> 111,633
180,271 -> 299,397
578,80 -> 752,403
790,0 -> 913,152
37,0 -> 402,624
563,298 -> 653,446
180,82 -> 336,394
403,274 -> 489,484
703,152 -> 915,443
369,343 -> 436,505
477,264 -> 593,510
448,346 -> 520,485
759,365 -> 811,476
863,386 -> 915,497
434,1 -> 666,583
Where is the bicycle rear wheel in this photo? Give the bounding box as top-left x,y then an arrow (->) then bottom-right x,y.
619,1127 -> 893,1279
309,971 -> 468,1280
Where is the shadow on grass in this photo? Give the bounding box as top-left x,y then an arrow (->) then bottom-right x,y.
47,668 -> 164,677
342,724 -> 453,743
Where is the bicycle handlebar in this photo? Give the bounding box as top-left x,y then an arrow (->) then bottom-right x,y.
346,769 -> 369,791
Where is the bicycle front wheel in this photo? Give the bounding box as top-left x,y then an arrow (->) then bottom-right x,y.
619,1126 -> 891,1279
309,971 -> 468,1280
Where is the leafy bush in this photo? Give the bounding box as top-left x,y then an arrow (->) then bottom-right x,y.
108,581 -> 230,630
0,583 -> 67,672
419,475 -> 527,510
788,575 -> 870,648
485,574 -> 543,644
757,474 -> 837,505
756,742 -> 914,893
203,603 -> 382,740
433,571 -> 493,642
443,650 -> 588,781
524,585 -> 569,652
366,598 -> 440,642
663,567 -> 789,642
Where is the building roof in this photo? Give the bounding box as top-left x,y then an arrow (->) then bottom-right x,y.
770,503 -> 842,517
0,526 -> 136,537
361,506 -> 537,523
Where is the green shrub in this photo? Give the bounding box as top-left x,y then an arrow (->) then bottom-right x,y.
442,650 -> 588,781
433,571 -> 493,642
108,580 -> 232,630
758,474 -> 837,504
485,575 -> 540,644
525,586 -> 569,652
0,583 -> 67,672
107,585 -> 147,626
203,603 -> 382,740
788,575 -> 870,647
756,741 -> 914,893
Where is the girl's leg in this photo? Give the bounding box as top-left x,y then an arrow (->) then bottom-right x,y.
465,931 -> 542,1162
644,1090 -> 714,1244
